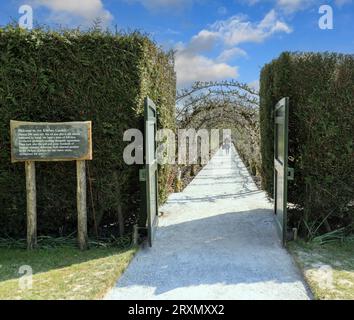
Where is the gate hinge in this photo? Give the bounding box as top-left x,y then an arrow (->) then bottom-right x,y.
288,167 -> 295,181
139,169 -> 147,182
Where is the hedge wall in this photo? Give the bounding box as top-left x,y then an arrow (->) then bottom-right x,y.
0,26 -> 176,238
260,52 -> 354,235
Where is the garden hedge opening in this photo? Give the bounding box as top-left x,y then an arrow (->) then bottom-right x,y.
0,26 -> 176,238
260,52 -> 354,237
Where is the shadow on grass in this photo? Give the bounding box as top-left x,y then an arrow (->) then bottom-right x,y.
0,245 -> 135,283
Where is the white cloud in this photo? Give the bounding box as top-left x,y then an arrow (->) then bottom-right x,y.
174,29 -> 238,87
32,0 -> 113,26
185,10 -> 292,50
175,10 -> 292,87
187,30 -> 219,53
211,10 -> 292,46
175,50 -> 238,87
217,48 -> 248,62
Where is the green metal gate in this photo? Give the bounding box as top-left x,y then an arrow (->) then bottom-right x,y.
274,97 -> 293,246
140,97 -> 159,247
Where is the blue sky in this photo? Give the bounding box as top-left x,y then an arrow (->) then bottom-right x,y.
1,1 -> 353,88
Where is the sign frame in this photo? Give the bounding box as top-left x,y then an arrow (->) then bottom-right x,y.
10,120 -> 92,251
10,120 -> 92,163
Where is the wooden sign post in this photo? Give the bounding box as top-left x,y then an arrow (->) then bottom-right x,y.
10,121 -> 92,250
25,161 -> 37,250
77,160 -> 88,250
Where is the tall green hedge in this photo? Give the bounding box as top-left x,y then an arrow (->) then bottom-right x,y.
260,52 -> 354,234
0,26 -> 176,238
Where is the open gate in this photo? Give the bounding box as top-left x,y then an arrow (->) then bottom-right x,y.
139,97 -> 159,247
274,97 -> 294,246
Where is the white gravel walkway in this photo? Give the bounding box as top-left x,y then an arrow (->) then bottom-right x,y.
105,146 -> 311,300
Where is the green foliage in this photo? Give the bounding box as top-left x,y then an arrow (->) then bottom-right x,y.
260,52 -> 354,235
0,26 -> 176,238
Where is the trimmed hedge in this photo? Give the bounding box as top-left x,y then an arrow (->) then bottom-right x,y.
0,26 -> 176,238
260,52 -> 354,234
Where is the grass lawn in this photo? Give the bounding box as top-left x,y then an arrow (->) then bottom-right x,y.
0,246 -> 137,300
289,241 -> 354,300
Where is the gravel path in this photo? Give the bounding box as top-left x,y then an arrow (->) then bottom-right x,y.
105,147 -> 311,300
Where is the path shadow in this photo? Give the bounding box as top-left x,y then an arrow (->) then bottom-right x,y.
113,209 -> 310,297
166,190 -> 263,204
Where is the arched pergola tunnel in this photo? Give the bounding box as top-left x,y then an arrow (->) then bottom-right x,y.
176,80 -> 261,178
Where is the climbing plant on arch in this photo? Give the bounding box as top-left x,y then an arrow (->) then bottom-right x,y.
176,80 -> 261,178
